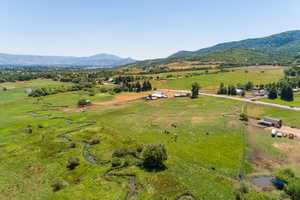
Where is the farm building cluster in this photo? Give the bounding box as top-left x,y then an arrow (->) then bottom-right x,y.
257,117 -> 299,139
146,92 -> 189,100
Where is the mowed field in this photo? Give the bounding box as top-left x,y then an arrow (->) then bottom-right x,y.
1,79 -> 300,199
152,66 -> 285,91
260,93 -> 300,107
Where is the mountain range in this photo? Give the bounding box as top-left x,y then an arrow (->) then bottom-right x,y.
170,30 -> 300,58
125,30 -> 300,68
2,30 -> 300,68
0,53 -> 135,68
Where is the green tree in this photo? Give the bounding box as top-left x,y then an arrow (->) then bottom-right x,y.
217,83 -> 227,94
191,82 -> 200,98
245,81 -> 254,91
142,144 -> 167,169
268,86 -> 277,99
281,85 -> 294,101
136,82 -> 142,92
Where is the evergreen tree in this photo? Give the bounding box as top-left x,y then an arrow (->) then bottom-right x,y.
281,85 -> 294,101
142,81 -> 147,91
191,82 -> 200,98
245,81 -> 254,91
231,85 -> 237,95
218,83 -> 226,94
268,86 -> 277,99
147,81 -> 152,91
227,85 -> 231,95
136,82 -> 141,92
286,86 -> 294,101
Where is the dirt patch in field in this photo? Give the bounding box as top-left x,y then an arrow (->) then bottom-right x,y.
227,120 -> 241,129
248,148 -> 284,171
152,115 -> 182,126
186,104 -> 198,108
246,123 -> 285,171
273,142 -> 300,168
62,92 -> 151,112
191,116 -> 206,124
94,92 -> 150,106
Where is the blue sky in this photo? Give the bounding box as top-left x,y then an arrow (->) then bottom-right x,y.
0,0 -> 300,60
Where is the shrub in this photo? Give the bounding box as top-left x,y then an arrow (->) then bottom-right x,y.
69,143 -> 76,148
112,148 -> 129,158
113,86 -> 122,93
273,168 -> 295,184
51,180 -> 68,192
67,157 -> 80,170
27,124 -> 33,134
237,181 -> 251,194
77,99 -> 91,107
142,144 -> 167,170
136,145 -> 143,153
88,139 -> 100,145
240,113 -> 248,121
28,88 -> 46,97
89,91 -> 95,96
111,158 -> 121,167
285,178 -> 300,200
242,192 -> 276,200
100,87 -> 108,93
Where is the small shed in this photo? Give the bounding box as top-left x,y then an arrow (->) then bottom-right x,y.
174,93 -> 189,98
151,92 -> 168,98
236,89 -> 244,96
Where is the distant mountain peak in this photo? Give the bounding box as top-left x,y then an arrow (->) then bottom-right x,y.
0,53 -> 135,68
88,53 -> 122,60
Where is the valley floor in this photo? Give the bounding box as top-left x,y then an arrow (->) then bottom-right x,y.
1,79 -> 300,199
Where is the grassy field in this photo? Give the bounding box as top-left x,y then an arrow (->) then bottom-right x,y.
0,79 -> 73,101
152,66 -> 284,91
260,93 -> 300,107
1,79 -> 300,199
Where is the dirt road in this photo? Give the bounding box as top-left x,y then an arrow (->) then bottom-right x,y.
159,89 -> 300,112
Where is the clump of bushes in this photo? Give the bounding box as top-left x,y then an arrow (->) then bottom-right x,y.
272,168 -> 300,200
67,157 -> 80,170
88,139 -> 100,145
112,146 -> 142,158
51,179 -> 69,192
77,99 -> 91,107
285,179 -> 300,200
273,168 -> 295,185
111,157 -> 121,167
235,181 -> 276,200
240,113 -> 248,121
241,192 -> 276,200
27,124 -> 33,134
141,143 -> 167,170
69,143 -> 76,148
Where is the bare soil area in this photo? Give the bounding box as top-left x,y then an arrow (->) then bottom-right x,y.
273,142 -> 300,169
246,121 -> 285,171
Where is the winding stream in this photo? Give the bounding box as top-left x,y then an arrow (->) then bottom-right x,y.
31,112 -> 196,199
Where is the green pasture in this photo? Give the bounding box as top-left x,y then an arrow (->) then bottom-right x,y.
152,67 -> 284,91
1,79 -> 300,199
260,93 -> 300,108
